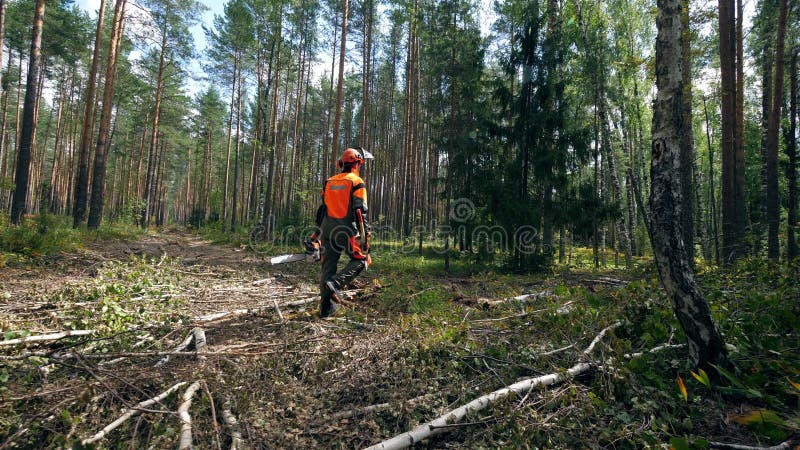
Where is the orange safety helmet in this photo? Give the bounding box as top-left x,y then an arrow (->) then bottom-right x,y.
337,147 -> 374,168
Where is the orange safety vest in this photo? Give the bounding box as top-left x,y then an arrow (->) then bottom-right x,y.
322,172 -> 367,221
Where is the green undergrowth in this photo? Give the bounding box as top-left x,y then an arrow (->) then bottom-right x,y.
0,214 -> 145,264
363,249 -> 800,448
3,255 -> 189,339
197,221 -> 253,246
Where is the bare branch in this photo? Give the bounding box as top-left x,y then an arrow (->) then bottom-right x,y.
0,330 -> 94,347
177,381 -> 202,450
82,381 -> 188,445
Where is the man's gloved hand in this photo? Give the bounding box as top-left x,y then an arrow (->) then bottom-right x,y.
304,237 -> 321,261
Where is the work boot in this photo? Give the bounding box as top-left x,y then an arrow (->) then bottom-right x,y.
320,298 -> 339,318
326,280 -> 343,302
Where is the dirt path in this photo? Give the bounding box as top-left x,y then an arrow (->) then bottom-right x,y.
1,231 -> 322,325
1,232 -> 400,448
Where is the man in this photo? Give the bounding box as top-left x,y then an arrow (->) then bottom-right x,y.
305,147 -> 373,317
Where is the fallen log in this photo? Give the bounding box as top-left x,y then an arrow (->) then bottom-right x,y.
0,330 -> 94,347
177,381 -> 202,450
82,381 -> 187,445
364,322 -> 621,450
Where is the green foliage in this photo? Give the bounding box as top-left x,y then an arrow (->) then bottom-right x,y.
57,256 -> 188,334
0,214 -> 144,262
198,221 -> 252,246
0,214 -> 81,257
606,259 -> 800,447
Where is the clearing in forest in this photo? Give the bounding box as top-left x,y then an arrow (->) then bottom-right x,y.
1,231 -> 798,449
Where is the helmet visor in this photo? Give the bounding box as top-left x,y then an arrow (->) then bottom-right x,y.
360,148 -> 374,160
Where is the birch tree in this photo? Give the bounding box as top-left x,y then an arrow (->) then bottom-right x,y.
650,0 -> 727,371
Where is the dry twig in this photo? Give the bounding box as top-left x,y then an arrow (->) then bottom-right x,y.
0,330 -> 94,347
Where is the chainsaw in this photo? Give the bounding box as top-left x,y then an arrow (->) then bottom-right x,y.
269,253 -> 316,265
270,235 -> 324,265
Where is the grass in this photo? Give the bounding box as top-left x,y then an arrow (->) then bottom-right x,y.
0,214 -> 146,265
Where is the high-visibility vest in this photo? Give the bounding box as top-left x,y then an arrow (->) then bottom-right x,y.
323,172 -> 366,221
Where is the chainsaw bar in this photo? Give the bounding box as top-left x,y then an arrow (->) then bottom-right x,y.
269,253 -> 310,265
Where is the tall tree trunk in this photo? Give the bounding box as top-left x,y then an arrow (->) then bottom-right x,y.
593,91 -> 600,269
788,50 -> 798,261
231,63 -> 243,230
322,20 -> 337,176
0,52 -> 11,198
72,0 -> 107,228
10,0 -> 45,225
360,0 -> 374,147
87,0 -> 126,229
601,106 -> 632,268
735,0 -> 746,250
703,95 -> 720,265
222,55 -> 238,229
331,0 -> 349,167
651,0 -> 728,372
142,10 -> 169,227
680,0 -> 695,264
0,0 -> 7,187
765,0 -> 788,260
719,0 -> 743,263
759,36 -> 772,254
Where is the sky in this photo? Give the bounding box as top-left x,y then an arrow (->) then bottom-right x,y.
75,0 -> 225,97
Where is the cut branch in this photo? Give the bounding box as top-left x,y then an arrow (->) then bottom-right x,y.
0,330 -> 94,347
709,437 -> 799,450
330,393 -> 439,421
82,381 -> 187,445
154,329 -> 195,367
177,381 -> 202,450
221,399 -> 244,450
193,328 -> 207,360
364,322 -> 621,450
624,343 -> 686,359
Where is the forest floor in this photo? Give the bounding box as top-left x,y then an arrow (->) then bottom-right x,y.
1,229 -> 799,449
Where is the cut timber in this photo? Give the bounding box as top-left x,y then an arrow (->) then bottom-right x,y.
364,323 -> 621,450
177,381 -> 202,450
0,330 -> 94,346
82,381 -> 187,445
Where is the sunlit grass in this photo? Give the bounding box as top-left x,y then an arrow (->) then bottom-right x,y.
0,213 -> 145,262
